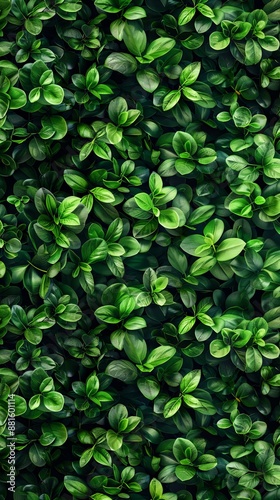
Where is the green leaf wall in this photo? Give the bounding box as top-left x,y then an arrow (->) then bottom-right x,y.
0,0 -> 280,498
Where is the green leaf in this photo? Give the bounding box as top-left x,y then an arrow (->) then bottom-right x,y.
162,90 -> 181,111
0,261 -> 6,279
226,462 -> 249,478
0,92 -> 9,119
123,21 -> 147,56
233,107 -> 252,128
180,370 -> 201,393
143,37 -> 176,60
82,239 -> 108,264
95,0 -> 123,12
233,414 -> 252,434
93,141 -> 112,160
216,238 -> 246,261
29,443 -> 46,467
123,316 -> 147,330
187,205 -> 215,226
91,495 -> 112,500
86,373 -> 99,400
137,377 -> 160,400
25,17 -> 43,35
175,464 -> 196,481
149,172 -> 163,194
197,4 -> 214,17
29,136 -> 47,161
178,7 -> 196,25
204,218 -> 224,243
92,187 -> 115,203
108,403 -> 128,428
40,422 -> 67,446
136,69 -> 160,93
209,32 -> 230,50
105,52 -> 138,75
173,437 -> 198,462
145,346 -> 176,368
197,454 -> 217,471
168,246 -> 188,273
149,478 -> 163,499
105,360 -> 138,382
58,196 -> 80,217
43,391 -> 64,412
58,304 -> 82,322
123,6 -> 147,19
9,87 -> 27,109
106,429 -> 123,450
245,39 -> 262,65
259,35 -> 279,51
79,448 -> 94,468
245,347 -> 263,372
79,141 -> 93,162
178,316 -> 196,334
229,199 -> 253,218
163,397 -> 182,418
180,62 -> 201,87
41,115 -> 67,140
264,160 -> 280,179
132,219 -> 158,238
43,84 -> 64,105
106,123 -> 123,145
134,193 -> 153,211
158,208 -> 180,229
172,131 -> 197,156
93,448 -> 111,467
189,256 -> 217,276
123,332 -> 147,364
64,476 -> 91,499
95,305 -> 120,324
210,339 -> 230,358
182,342 -> 204,358
262,195 -> 280,216
264,466 -> 280,485
226,155 -> 248,171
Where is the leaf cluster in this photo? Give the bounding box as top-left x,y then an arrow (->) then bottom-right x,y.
0,0 -> 280,499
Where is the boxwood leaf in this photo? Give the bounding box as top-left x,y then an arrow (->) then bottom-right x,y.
209,32 -> 230,50
137,377 -> 160,400
64,476 -> 91,499
144,37 -> 176,60
210,339 -> 230,358
158,208 -> 180,229
43,84 -> 64,104
178,7 -> 196,25
82,239 -> 108,264
149,478 -> 163,499
145,346 -> 176,367
105,360 -> 138,382
180,370 -> 201,393
105,52 -> 138,75
95,305 -> 120,324
162,89 -> 182,111
136,69 -> 160,93
264,466 -> 280,485
180,62 -> 201,87
43,391 -> 64,412
216,238 -> 246,261
40,422 -> 67,446
163,397 -> 182,418
226,462 -> 249,478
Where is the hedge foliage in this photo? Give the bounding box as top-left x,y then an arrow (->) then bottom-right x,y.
1,0 -> 280,498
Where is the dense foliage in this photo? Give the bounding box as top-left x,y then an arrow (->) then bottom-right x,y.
1,0 -> 280,498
